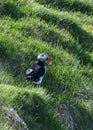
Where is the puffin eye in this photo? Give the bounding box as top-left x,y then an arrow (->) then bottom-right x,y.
42,54 -> 44,57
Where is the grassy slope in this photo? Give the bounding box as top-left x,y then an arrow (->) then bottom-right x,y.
0,0 -> 93,130
35,0 -> 93,15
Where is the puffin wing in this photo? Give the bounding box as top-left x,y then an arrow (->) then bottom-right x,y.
26,65 -> 44,81
26,68 -> 33,75
26,68 -> 33,80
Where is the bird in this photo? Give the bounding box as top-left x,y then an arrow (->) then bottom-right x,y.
26,53 -> 51,85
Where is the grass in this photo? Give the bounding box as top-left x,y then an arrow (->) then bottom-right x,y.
0,0 -> 93,130
1,17 -> 93,66
35,0 -> 93,15
0,84 -> 64,130
18,1 -> 93,51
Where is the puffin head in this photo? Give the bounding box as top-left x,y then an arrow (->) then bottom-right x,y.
37,53 -> 51,62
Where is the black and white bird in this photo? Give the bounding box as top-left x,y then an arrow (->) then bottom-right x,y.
26,53 -> 51,85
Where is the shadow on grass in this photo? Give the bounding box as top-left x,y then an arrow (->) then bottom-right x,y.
23,25 -> 93,66
33,8 -> 93,51
42,72 -> 69,96
36,0 -> 93,15
12,90 -> 62,130
55,0 -> 93,15
0,43 -> 28,86
57,19 -> 93,50
69,102 -> 93,130
1,2 -> 25,19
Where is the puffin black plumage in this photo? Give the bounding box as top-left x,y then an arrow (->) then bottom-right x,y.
26,53 -> 51,85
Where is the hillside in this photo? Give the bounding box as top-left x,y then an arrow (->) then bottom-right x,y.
0,0 -> 93,130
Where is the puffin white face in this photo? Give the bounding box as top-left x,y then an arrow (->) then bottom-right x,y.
37,53 -> 51,62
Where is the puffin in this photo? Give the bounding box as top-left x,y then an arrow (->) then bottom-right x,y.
26,53 -> 51,85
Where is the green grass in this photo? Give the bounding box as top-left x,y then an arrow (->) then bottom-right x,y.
0,84 -> 64,130
18,1 -> 93,50
1,17 -> 93,66
35,0 -> 93,15
0,0 -> 93,130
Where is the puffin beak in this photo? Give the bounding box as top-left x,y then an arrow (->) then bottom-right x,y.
47,56 -> 52,62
